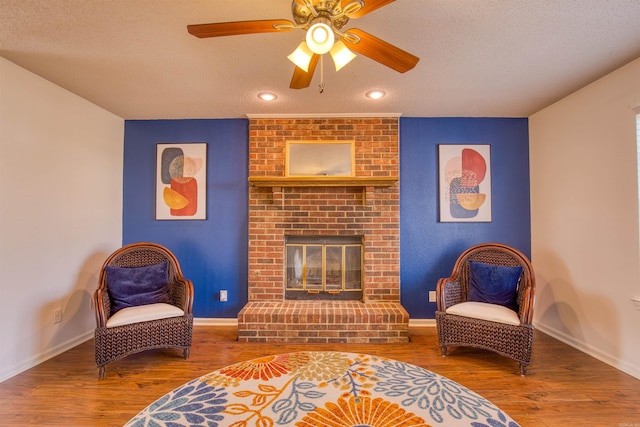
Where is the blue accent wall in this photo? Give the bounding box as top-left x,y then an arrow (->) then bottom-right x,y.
122,117 -> 529,319
123,119 -> 248,318
399,117 -> 531,318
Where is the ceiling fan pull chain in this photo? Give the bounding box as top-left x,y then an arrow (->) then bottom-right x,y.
319,54 -> 325,93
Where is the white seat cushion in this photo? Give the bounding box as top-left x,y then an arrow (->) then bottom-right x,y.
106,303 -> 184,328
446,301 -> 521,326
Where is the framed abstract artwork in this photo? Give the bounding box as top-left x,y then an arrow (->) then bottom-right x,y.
438,144 -> 491,222
156,143 -> 207,220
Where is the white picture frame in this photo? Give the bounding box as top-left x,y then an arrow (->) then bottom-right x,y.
286,140 -> 355,177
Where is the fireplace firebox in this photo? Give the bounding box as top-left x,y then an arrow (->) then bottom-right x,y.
285,236 -> 362,301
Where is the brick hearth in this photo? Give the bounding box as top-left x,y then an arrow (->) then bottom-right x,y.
238,301 -> 409,343
239,116 -> 408,343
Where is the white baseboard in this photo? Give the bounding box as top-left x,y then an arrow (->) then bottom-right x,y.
194,317 -> 239,326
535,322 -> 640,380
409,318 -> 436,327
0,330 -> 94,384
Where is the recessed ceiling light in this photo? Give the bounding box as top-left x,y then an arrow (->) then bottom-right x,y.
366,90 -> 386,99
258,92 -> 277,101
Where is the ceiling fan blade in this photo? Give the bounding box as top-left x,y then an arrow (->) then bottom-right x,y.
341,0 -> 395,18
187,19 -> 294,38
290,54 -> 320,89
343,28 -> 419,73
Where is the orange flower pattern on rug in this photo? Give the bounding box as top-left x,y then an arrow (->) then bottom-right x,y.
217,352 -> 311,381
125,352 -> 520,427
296,395 -> 431,427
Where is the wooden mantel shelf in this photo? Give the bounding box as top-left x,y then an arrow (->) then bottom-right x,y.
249,176 -> 398,206
248,176 -> 398,188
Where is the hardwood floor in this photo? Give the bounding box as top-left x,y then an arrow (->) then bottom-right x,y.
1,326 -> 639,426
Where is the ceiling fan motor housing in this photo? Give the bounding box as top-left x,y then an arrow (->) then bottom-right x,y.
291,0 -> 351,30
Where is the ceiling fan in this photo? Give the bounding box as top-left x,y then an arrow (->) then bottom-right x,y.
187,0 -> 419,90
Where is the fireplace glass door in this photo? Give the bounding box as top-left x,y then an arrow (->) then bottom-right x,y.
285,236 -> 362,300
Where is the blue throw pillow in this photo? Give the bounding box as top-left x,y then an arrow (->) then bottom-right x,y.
105,262 -> 170,314
467,260 -> 523,312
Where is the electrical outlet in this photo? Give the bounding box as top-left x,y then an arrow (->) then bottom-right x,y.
53,309 -> 62,324
428,291 -> 436,303
220,290 -> 228,302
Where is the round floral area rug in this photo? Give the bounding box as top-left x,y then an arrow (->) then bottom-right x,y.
125,351 -> 520,427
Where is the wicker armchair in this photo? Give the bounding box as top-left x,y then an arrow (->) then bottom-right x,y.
435,243 -> 535,376
93,242 -> 194,379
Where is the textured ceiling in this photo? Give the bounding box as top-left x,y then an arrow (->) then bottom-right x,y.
1,0 -> 639,119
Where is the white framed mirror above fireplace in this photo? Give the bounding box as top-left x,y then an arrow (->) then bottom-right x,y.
286,140 -> 355,177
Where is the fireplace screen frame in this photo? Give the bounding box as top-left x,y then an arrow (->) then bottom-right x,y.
285,236 -> 363,301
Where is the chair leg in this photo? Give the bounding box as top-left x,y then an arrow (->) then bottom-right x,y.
98,366 -> 105,379
183,348 -> 190,359
440,346 -> 447,357
519,363 -> 528,377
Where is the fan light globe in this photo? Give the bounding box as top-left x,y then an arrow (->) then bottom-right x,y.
287,42 -> 314,72
330,40 -> 356,71
306,22 -> 334,54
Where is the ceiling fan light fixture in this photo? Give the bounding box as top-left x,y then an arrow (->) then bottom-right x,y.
330,40 -> 356,71
187,0 -> 420,90
287,41 -> 314,72
305,19 -> 334,54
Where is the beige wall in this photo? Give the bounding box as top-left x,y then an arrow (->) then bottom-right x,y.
529,57 -> 640,379
0,58 -> 124,381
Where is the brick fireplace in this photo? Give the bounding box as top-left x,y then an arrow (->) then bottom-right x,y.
238,115 -> 409,343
